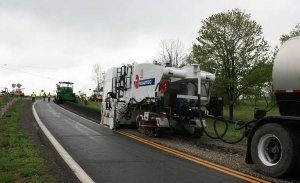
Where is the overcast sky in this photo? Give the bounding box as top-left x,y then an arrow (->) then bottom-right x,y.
0,0 -> 299,96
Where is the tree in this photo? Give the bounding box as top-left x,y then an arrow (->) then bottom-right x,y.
91,63 -> 103,92
158,39 -> 187,67
192,9 -> 270,119
280,23 -> 300,44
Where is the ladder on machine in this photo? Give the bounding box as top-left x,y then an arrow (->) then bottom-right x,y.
112,66 -> 132,98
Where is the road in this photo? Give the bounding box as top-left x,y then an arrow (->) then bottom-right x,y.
33,100 -> 261,183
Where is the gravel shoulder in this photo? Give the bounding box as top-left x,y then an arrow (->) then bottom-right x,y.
17,99 -> 300,183
119,128 -> 300,183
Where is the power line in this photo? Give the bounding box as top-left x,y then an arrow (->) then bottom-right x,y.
0,64 -> 96,85
2,63 -> 91,72
0,65 -> 58,81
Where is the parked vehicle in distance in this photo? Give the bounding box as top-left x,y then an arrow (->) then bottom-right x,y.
89,90 -> 102,102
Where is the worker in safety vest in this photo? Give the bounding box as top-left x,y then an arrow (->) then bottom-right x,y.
75,94 -> 80,103
31,92 -> 36,102
42,92 -> 46,101
84,94 -> 88,105
47,92 -> 51,102
78,94 -> 81,102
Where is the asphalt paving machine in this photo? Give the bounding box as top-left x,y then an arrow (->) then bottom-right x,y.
101,63 -> 220,137
55,81 -> 76,103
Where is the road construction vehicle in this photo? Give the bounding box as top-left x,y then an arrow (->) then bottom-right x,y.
0,87 -> 8,96
240,36 -> 300,178
90,90 -> 103,102
101,62 -> 219,137
14,88 -> 24,97
55,81 -> 76,103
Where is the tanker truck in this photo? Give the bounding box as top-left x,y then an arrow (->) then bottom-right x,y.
244,36 -> 300,178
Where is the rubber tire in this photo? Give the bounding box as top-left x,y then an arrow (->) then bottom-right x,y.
136,117 -> 142,129
251,123 -> 300,178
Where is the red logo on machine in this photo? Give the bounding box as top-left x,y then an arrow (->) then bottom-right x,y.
135,75 -> 139,89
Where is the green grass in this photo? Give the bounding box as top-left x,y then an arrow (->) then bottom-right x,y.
78,100 -> 102,109
204,100 -> 280,143
0,94 -> 12,109
0,99 -> 54,183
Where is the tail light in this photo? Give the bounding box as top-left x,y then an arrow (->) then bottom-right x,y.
254,108 -> 266,119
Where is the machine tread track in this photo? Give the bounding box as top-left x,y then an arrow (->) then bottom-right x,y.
137,119 -> 167,137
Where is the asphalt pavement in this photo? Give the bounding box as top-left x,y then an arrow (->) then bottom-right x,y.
33,100 -> 249,183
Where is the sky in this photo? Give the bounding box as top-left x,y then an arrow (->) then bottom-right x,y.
0,0 -> 299,96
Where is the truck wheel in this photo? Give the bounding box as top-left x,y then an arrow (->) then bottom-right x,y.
251,123 -> 299,177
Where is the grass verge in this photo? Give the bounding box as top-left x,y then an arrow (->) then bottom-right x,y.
0,94 -> 12,108
0,99 -> 54,183
78,100 -> 101,109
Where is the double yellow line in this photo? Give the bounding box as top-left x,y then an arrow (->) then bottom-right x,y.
117,130 -> 269,183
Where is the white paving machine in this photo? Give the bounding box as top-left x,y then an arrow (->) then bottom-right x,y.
101,63 -> 219,137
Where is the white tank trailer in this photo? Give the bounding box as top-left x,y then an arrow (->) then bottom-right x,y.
245,36 -> 300,178
101,63 -> 220,137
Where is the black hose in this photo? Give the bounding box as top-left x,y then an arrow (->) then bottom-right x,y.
197,94 -> 220,139
218,119 -> 255,144
213,118 -> 245,144
198,109 -> 220,139
213,116 -> 228,138
197,94 -> 253,144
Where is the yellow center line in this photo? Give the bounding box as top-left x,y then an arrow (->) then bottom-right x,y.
117,130 -> 270,183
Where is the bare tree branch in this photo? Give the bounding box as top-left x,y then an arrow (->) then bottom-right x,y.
158,39 -> 187,67
91,63 -> 103,91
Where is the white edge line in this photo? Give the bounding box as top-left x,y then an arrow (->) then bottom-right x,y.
32,102 -> 95,183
